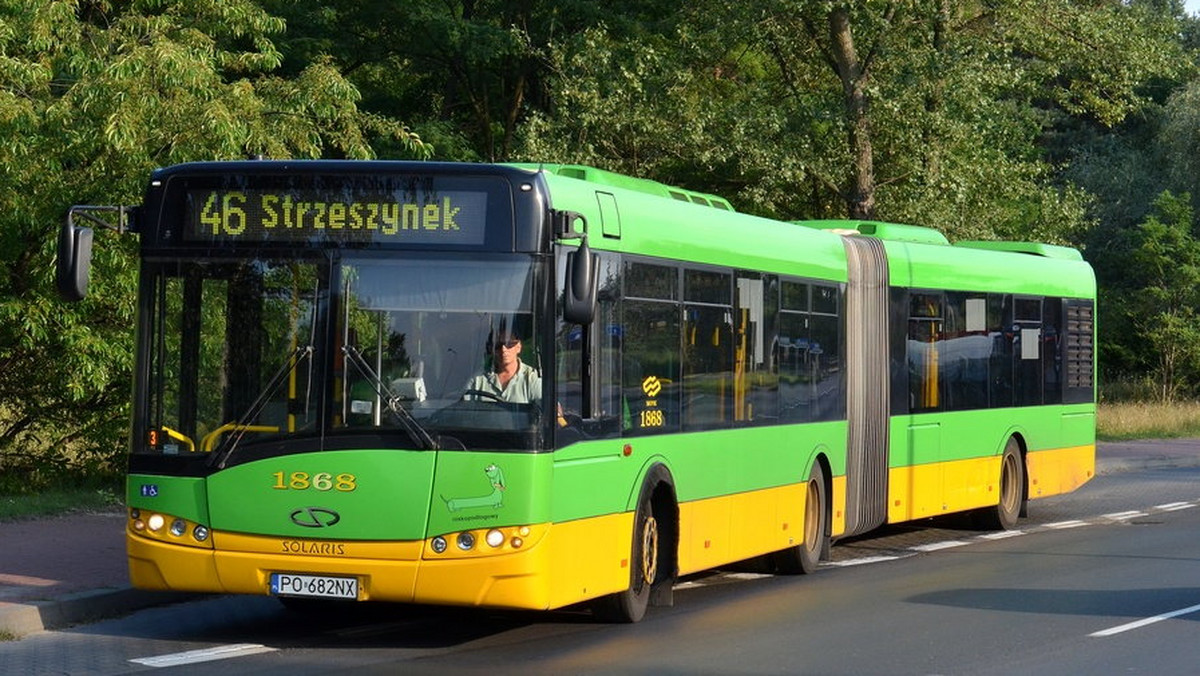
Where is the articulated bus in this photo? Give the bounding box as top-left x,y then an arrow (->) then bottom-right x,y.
56,160 -> 1095,622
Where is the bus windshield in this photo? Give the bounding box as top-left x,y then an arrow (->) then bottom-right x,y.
140,252 -> 547,456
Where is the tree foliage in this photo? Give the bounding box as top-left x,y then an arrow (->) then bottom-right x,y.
1106,192 -> 1200,401
0,0 -> 424,491
2,0 -> 1200,489
512,1 -> 1185,241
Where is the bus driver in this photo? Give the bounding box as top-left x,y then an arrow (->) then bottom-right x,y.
465,331 -> 542,405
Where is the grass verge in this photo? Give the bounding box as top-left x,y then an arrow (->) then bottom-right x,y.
0,487 -> 122,523
1098,401 -> 1200,441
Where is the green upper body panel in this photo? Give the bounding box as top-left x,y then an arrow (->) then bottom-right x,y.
196,450 -> 550,540
533,167 -> 1093,300
885,239 -> 1096,298
537,170 -> 850,284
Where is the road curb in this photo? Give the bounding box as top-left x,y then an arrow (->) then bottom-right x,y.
0,588 -> 195,639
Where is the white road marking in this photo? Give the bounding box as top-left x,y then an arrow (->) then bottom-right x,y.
129,644 -> 277,668
1153,502 -> 1191,511
1089,602 -> 1200,637
976,530 -> 1025,540
1101,511 -> 1146,520
1042,520 -> 1086,529
911,540 -> 969,552
1160,503 -> 1195,512
823,555 -> 905,568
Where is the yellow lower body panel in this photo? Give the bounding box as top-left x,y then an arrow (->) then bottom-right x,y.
830,474 -> 847,538
544,511 -> 632,608
677,483 -> 807,576
1027,444 -> 1095,499
888,455 -> 998,523
886,444 -> 1095,524
127,482 -> 834,611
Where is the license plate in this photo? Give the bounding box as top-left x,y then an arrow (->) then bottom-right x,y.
270,573 -> 358,600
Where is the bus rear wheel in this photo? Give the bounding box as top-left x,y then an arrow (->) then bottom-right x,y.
975,438 -> 1025,530
774,462 -> 828,575
592,490 -> 659,623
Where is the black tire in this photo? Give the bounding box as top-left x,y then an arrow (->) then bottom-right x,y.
591,490 -> 658,623
774,462 -> 828,575
975,438 -> 1025,530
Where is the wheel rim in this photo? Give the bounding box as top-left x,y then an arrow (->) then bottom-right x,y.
1000,453 -> 1019,515
804,479 -> 820,552
639,515 -> 658,586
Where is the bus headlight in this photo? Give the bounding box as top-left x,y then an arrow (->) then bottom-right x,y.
147,514 -> 165,532
485,529 -> 505,548
456,532 -> 476,551
431,536 -> 447,554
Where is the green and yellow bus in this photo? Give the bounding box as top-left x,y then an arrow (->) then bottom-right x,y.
56,160 -> 1095,622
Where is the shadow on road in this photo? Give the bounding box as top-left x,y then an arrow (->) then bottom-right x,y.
908,586 -> 1200,622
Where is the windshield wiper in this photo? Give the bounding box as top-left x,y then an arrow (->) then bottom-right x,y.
342,345 -> 439,450
209,345 -> 313,469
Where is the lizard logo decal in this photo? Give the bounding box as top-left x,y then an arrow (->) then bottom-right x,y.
444,464 -> 506,512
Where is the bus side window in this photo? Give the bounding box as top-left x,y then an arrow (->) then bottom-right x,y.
734,273 -> 779,424
683,268 -> 733,430
556,250 -> 622,440
908,292 -> 943,412
555,249 -> 585,425
595,253 -> 623,429
623,260 -> 680,436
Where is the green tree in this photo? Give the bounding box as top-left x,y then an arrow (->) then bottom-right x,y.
1118,191 -> 1200,401
519,1 -> 1183,242
265,0 -> 626,161
0,0 -> 424,491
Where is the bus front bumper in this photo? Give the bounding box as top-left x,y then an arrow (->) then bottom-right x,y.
126,514 -> 632,611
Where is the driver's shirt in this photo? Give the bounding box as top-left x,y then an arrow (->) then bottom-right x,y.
466,360 -> 542,404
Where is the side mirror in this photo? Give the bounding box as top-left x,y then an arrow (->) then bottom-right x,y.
563,236 -> 599,325
56,221 -> 94,302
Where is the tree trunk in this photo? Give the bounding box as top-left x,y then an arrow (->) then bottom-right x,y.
922,0 -> 950,181
828,7 -> 876,220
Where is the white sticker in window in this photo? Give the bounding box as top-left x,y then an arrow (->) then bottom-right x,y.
1021,328 -> 1040,360
966,298 -> 986,333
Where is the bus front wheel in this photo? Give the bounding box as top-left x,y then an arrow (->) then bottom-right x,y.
592,489 -> 659,623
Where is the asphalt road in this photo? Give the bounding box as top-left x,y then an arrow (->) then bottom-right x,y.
3,465 -> 1199,675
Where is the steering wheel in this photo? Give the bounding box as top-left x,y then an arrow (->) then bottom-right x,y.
462,388 -> 506,403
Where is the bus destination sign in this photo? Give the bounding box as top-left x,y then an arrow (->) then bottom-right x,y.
184,187 -> 489,245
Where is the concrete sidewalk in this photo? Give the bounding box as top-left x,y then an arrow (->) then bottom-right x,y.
2,440 -> 1199,639
0,511 -> 192,638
